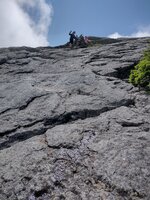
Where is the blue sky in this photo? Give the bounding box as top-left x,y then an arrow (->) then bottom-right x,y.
0,0 -> 150,47
48,0 -> 150,46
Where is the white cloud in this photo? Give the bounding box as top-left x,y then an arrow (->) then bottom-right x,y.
108,32 -> 124,39
0,0 -> 53,47
108,26 -> 150,39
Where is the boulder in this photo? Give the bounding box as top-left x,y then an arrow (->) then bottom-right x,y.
0,37 -> 150,200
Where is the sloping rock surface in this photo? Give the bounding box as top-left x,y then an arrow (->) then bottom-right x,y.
0,38 -> 150,200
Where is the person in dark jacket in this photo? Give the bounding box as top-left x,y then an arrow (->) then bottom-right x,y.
69,31 -> 76,47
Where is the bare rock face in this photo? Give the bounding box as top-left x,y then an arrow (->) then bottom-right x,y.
0,38 -> 150,200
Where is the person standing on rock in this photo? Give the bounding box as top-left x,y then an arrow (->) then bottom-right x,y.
84,36 -> 91,44
69,31 -> 76,47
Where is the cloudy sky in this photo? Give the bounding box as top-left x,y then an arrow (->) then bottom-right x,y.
0,0 -> 53,47
0,0 -> 150,47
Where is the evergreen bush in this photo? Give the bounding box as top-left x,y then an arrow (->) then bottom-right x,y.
129,49 -> 150,90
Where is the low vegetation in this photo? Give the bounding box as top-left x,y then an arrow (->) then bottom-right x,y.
129,48 -> 150,91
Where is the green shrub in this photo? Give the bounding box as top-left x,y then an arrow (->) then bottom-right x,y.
129,49 -> 150,90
